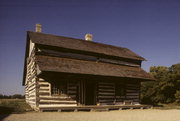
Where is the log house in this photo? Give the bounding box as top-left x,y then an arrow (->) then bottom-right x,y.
22,24 -> 154,111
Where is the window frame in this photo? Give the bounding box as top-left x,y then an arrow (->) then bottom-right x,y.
51,80 -> 67,96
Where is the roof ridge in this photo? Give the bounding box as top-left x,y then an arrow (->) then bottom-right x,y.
27,31 -> 145,61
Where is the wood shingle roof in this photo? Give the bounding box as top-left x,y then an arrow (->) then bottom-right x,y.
36,55 -> 154,81
28,31 -> 145,61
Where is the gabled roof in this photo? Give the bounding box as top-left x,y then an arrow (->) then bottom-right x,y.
23,31 -> 151,85
27,31 -> 145,61
36,55 -> 154,81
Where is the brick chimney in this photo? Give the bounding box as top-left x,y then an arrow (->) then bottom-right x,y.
35,24 -> 42,32
85,34 -> 93,41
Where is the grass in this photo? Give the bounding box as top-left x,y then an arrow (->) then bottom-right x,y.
153,103 -> 180,110
0,99 -> 33,114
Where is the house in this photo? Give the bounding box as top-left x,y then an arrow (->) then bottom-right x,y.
22,24 -> 154,111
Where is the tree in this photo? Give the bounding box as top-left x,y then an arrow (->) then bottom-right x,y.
141,63 -> 180,105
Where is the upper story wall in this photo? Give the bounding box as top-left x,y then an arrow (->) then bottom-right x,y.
35,44 -> 142,67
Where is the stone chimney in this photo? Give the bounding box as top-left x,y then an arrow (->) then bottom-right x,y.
85,34 -> 93,41
35,24 -> 42,32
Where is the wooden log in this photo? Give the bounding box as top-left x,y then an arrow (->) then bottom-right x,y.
67,87 -> 77,90
98,99 -> 115,102
98,85 -> 115,89
99,82 -> 114,85
40,87 -> 50,90
126,92 -> 139,96
39,90 -> 49,94
98,92 -> 115,96
39,89 -> 49,92
39,84 -> 49,87
38,81 -> 50,84
39,101 -> 77,104
126,95 -> 139,98
126,89 -> 139,92
67,90 -> 77,94
39,104 -> 77,108
39,92 -> 50,96
98,89 -> 115,92
39,95 -> 73,99
98,95 -> 115,99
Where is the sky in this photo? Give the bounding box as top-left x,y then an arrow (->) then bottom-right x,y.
0,0 -> 180,95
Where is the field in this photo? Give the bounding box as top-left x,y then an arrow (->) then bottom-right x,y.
0,99 -> 32,114
0,99 -> 180,121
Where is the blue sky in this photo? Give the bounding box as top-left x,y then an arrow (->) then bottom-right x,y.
0,0 -> 180,95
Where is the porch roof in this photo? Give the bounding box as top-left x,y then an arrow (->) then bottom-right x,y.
36,55 -> 154,81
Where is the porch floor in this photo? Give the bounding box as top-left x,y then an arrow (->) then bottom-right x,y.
39,104 -> 152,112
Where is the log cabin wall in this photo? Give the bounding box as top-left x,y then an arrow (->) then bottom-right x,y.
67,80 -> 79,104
97,80 -> 140,105
25,48 -> 38,109
126,82 -> 140,104
37,78 -> 77,109
97,81 -> 115,105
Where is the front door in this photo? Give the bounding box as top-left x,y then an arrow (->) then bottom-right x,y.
84,81 -> 96,105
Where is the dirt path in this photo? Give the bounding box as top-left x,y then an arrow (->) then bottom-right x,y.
1,109 -> 180,121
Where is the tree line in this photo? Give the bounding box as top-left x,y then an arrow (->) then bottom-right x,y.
141,63 -> 180,105
0,94 -> 25,99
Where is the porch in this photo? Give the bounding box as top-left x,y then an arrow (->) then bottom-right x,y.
37,72 -> 142,108
39,104 -> 152,112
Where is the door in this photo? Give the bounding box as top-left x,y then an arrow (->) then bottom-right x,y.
85,81 -> 96,105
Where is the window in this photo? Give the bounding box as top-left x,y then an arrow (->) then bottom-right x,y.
115,83 -> 126,97
51,81 -> 67,96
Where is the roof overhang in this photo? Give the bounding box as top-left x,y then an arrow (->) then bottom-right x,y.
35,55 -> 155,81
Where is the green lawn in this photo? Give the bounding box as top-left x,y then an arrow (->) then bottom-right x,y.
0,99 -> 33,114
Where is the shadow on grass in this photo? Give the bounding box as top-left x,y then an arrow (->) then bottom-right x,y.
0,106 -> 14,121
0,106 -> 14,114
0,106 -> 33,121
153,104 -> 180,110
0,99 -> 34,120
